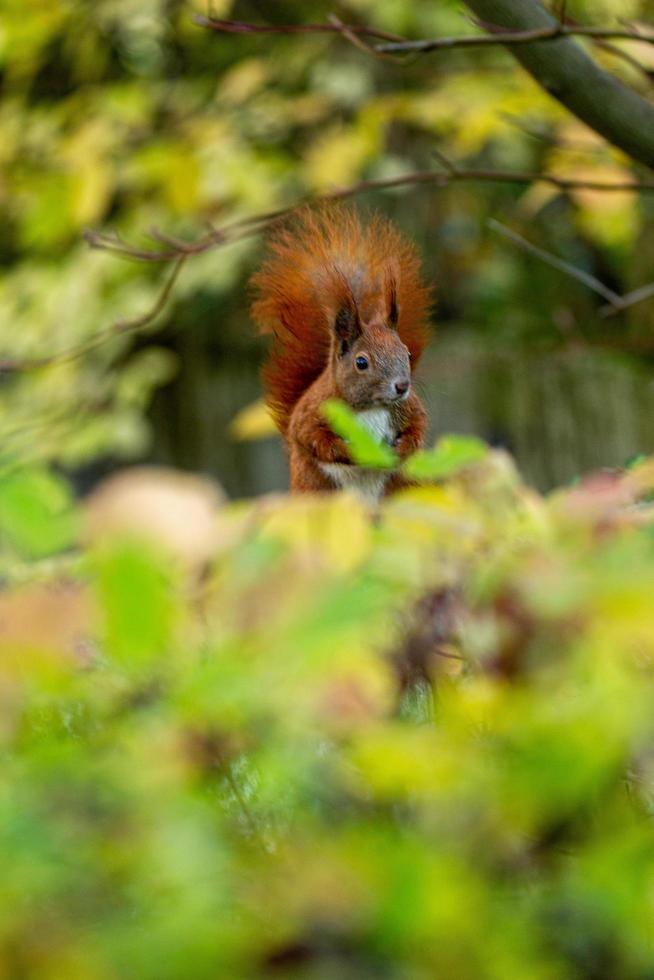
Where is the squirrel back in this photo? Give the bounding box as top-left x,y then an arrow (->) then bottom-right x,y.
250,207 -> 431,435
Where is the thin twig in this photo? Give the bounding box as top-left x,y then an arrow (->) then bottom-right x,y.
195,15 -> 654,53
601,280 -> 654,317
193,14 -> 402,43
84,162 -> 654,264
488,218 -> 623,306
592,35 -> 654,83
488,217 -> 654,318
377,22 -> 654,54
326,13 -> 394,60
0,257 -> 186,374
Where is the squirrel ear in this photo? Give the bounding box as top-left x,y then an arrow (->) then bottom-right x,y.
333,303 -> 361,350
385,267 -> 399,329
330,266 -> 361,350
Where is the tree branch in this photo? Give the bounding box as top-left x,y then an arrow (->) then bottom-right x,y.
458,0 -> 654,169
198,13 -> 654,165
376,23 -> 654,53
193,15 -> 402,43
488,219 -> 654,317
196,15 -> 654,51
488,219 -> 623,306
84,163 -> 654,264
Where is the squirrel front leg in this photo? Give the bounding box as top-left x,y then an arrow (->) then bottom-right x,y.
385,396 -> 427,497
289,401 -> 351,465
393,393 -> 427,460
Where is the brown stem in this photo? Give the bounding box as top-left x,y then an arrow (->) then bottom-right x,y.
193,15 -> 402,43
84,163 -> 654,264
377,23 -> 654,53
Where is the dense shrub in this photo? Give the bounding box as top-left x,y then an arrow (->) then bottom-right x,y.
2,434 -> 654,979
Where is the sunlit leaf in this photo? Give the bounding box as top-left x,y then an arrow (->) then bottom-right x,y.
229,398 -> 278,441
0,468 -> 76,559
93,539 -> 176,667
322,399 -> 398,469
403,434 -> 488,481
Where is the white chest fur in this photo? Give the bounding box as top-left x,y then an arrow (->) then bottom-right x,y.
356,408 -> 394,443
320,408 -> 396,504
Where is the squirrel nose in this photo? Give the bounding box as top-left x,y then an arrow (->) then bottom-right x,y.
394,379 -> 410,397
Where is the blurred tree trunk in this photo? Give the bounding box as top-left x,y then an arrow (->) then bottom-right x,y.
461,0 -> 654,170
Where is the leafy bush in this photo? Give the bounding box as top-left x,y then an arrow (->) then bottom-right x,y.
3,435 -> 654,979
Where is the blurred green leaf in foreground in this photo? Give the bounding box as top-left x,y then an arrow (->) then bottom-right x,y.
2,447 -> 654,978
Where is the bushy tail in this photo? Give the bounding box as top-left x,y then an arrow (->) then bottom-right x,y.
250,206 -> 432,435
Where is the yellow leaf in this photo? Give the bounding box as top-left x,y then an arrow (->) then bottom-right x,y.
187,0 -> 233,12
229,398 -> 278,441
72,160 -> 113,225
303,125 -> 374,191
260,493 -> 372,574
217,58 -> 269,105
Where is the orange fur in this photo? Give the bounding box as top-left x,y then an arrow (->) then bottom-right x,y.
250,206 -> 432,436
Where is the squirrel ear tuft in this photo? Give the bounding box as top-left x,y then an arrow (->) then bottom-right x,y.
333,303 -> 361,348
330,265 -> 361,349
385,267 -> 399,329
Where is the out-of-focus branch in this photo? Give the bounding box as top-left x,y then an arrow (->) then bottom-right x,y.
489,219 -> 654,316
376,23 -> 654,53
601,282 -> 654,317
459,0 -> 654,169
83,162 -> 654,264
0,258 -> 185,375
193,15 -> 402,43
197,15 -> 654,53
199,12 -> 654,167
488,219 -> 622,306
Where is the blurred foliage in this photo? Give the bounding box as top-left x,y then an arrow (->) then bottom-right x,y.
4,444 -> 654,977
2,0 -> 654,474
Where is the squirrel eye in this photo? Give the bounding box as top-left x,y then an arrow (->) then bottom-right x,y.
355,355 -> 369,371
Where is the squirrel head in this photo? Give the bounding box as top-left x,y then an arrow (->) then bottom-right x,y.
327,265 -> 412,410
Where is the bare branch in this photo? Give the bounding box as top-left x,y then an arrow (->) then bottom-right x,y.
601,281 -> 654,317
460,0 -> 654,169
198,10 -> 654,167
487,220 -> 654,317
193,15 -> 402,43
326,14 -> 394,60
198,16 -> 654,54
0,258 -> 186,375
488,219 -> 623,306
84,163 -> 654,264
376,23 -> 654,54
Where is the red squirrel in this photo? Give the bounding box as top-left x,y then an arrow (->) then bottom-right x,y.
250,207 -> 431,499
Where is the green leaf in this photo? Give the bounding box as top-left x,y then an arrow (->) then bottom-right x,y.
625,453 -> 648,470
403,434 -> 488,481
0,468 -> 77,559
321,399 -> 398,469
94,541 -> 175,667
